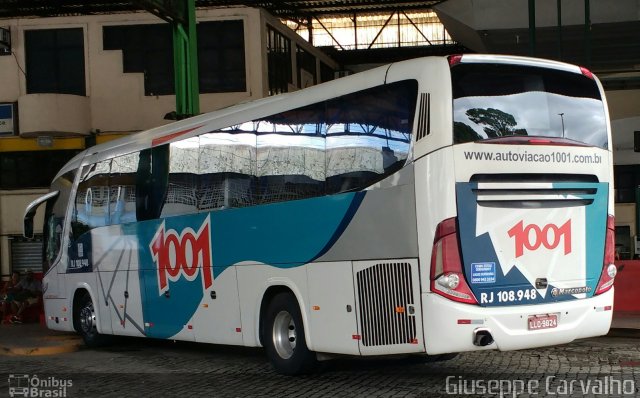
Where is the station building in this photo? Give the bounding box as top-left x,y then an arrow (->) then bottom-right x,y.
1,0 -> 640,278
0,6 -> 337,276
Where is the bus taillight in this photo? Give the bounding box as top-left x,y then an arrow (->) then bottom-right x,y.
430,218 -> 478,304
579,66 -> 595,80
595,215 -> 617,295
448,54 -> 463,67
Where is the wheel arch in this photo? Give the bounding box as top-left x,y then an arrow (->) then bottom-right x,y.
258,282 -> 310,349
71,284 -> 99,333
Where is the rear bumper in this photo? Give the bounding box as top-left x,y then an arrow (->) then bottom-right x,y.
422,288 -> 613,355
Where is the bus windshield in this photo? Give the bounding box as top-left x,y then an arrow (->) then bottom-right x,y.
452,63 -> 608,149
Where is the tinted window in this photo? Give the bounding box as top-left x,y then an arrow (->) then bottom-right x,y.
159,80 -> 417,210
73,160 -> 111,239
267,26 -> 292,95
320,62 -> 334,83
43,170 -> 76,271
162,138 -> 199,217
297,46 -> 316,88
110,153 -> 138,224
104,20 -> 246,95
69,81 -> 418,223
199,131 -> 257,210
452,63 -> 607,148
103,24 -> 174,96
0,150 -> 80,189
25,28 -> 86,96
323,81 -> 417,194
614,164 -> 640,203
137,146 -> 169,220
72,148 -> 170,229
254,79 -> 417,198
198,20 -> 246,93
256,121 -> 325,204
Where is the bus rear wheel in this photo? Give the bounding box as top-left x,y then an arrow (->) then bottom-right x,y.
76,294 -> 109,347
264,292 -> 317,375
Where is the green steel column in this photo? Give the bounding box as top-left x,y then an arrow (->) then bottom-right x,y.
557,0 -> 563,60
185,0 -> 199,116
584,0 -> 591,67
172,0 -> 199,119
528,0 -> 536,56
173,25 -> 186,117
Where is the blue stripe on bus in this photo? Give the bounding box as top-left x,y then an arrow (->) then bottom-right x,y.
137,192 -> 365,338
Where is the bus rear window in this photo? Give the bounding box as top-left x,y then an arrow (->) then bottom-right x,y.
452,63 -> 608,149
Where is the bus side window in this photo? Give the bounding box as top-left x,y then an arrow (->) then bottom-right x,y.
136,145 -> 169,221
256,119 -> 325,205
162,137 -> 199,217
325,80 -> 417,194
72,161 -> 111,240
199,129 -> 258,210
110,152 -> 138,224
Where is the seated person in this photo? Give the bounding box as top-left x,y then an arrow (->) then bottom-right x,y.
0,271 -> 21,321
10,270 -> 42,323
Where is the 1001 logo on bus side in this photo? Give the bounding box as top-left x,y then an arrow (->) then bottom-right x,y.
150,216 -> 213,295
508,220 -> 572,258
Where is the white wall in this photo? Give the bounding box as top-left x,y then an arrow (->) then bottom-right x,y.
0,9 -> 263,134
0,7 -> 336,136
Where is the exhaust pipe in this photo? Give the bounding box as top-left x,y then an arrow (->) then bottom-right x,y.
473,328 -> 494,347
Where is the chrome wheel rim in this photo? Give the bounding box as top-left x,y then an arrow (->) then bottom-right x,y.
79,301 -> 95,334
272,310 -> 296,359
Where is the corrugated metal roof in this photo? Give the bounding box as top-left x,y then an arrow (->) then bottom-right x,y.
0,1 -> 444,19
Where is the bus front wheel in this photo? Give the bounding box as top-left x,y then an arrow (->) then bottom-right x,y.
264,292 -> 317,375
76,294 -> 109,347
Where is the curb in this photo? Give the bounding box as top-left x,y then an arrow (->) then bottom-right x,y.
1,342 -> 82,356
0,332 -> 83,356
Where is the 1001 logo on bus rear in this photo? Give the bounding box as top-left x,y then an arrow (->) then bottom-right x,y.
508,220 -> 572,258
150,216 -> 213,295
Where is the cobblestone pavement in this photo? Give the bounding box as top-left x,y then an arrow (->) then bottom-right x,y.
1,335 -> 640,398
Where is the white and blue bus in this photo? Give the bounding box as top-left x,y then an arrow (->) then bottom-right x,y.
24,54 -> 616,375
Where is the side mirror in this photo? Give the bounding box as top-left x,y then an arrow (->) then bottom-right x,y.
23,191 -> 59,239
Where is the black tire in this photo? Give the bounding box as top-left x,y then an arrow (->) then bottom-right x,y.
264,292 -> 317,375
76,293 -> 110,347
408,352 -> 459,364
425,353 -> 458,362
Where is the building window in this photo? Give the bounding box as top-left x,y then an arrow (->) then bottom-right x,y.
25,28 -> 86,96
104,21 -> 247,95
320,62 -> 335,83
103,24 -> 174,96
614,165 -> 640,203
296,46 -> 316,88
0,150 -> 80,189
266,26 -> 292,95
198,20 -> 246,93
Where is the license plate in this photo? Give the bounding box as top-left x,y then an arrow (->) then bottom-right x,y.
528,314 -> 558,330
